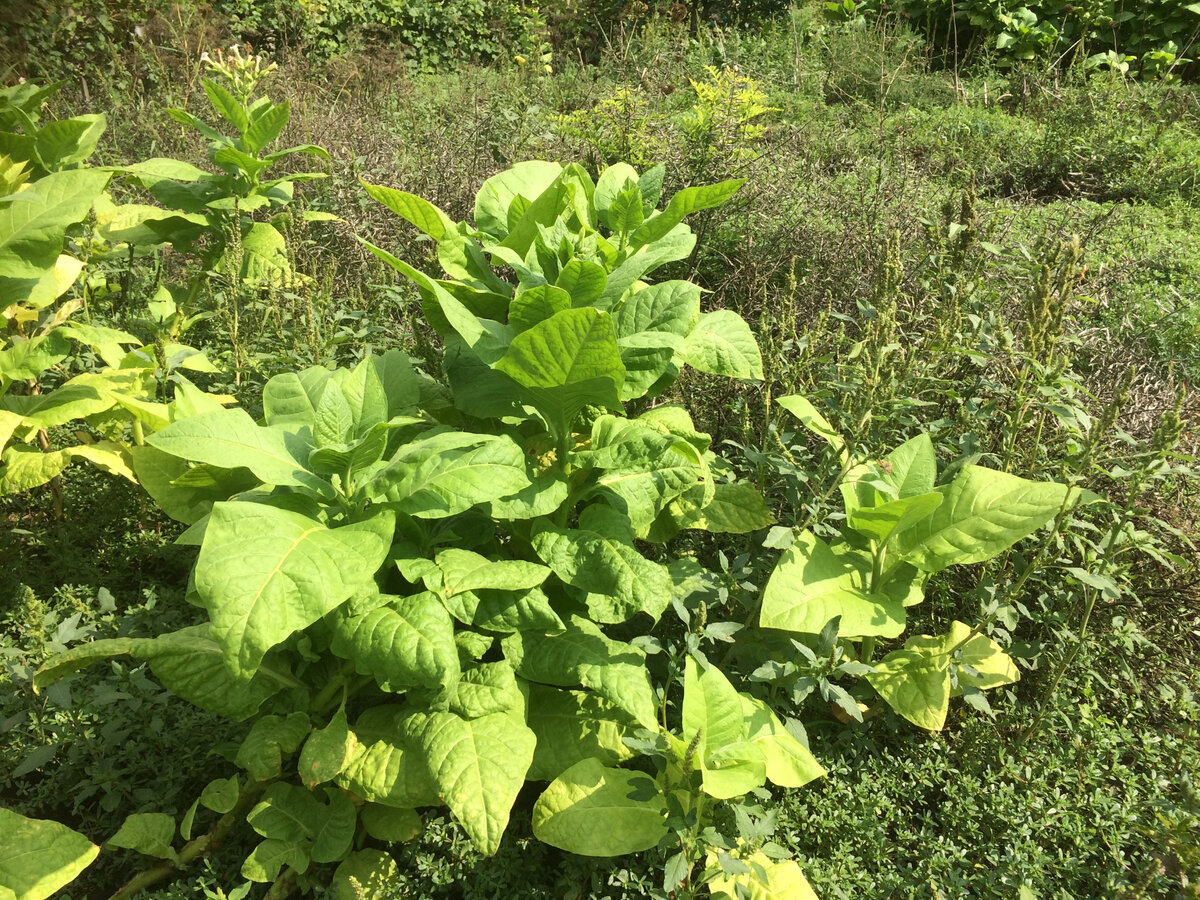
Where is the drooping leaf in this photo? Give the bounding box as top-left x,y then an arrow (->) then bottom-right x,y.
147,407 -> 329,495
523,682 -> 636,781
337,706 -> 440,809
0,808 -> 99,900
107,813 -> 175,860
707,851 -> 819,900
330,592 -> 460,696
236,713 -> 311,781
404,711 -> 536,856
502,615 -> 658,729
683,657 -> 745,759
532,758 -> 667,856
532,506 -> 673,623
738,694 -> 825,788
760,531 -> 907,638
474,161 -> 563,241
34,625 -> 286,721
195,504 -> 395,678
684,310 -> 763,380
360,805 -> 421,843
299,708 -> 356,789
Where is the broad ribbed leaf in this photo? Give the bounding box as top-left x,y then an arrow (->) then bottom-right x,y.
502,616 -> 658,729
299,709 -> 356,789
598,225 -> 695,308
893,466 -> 1073,572
613,281 -> 700,339
148,408 -> 329,495
738,695 -> 825,788
330,592 -> 460,695
848,491 -> 943,546
337,707 -> 439,808
332,850 -> 399,899
34,625 -> 285,721
760,531 -> 907,638
196,504 -> 394,678
106,813 -> 175,859
236,713 -> 311,781
441,586 -> 565,634
630,179 -> 743,249
450,662 -> 523,719
509,284 -> 569,333
435,549 -> 550,595
494,307 -> 624,439
866,649 -> 950,731
904,621 -> 1020,696
683,658 -> 745,758
684,310 -> 763,380
0,808 -> 99,900
532,758 -> 667,856
0,168 -> 109,305
404,711 -> 535,855
556,258 -> 607,306
262,367 -> 333,430
474,161 -> 562,241
664,481 -> 775,536
370,432 -> 530,517
523,683 -> 635,781
533,507 -> 673,623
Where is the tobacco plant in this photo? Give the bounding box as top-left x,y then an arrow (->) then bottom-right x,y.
20,162 -> 784,895
0,82 -> 224,504
749,396 -> 1079,730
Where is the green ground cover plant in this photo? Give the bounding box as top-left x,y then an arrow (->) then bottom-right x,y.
2,5 -> 1198,899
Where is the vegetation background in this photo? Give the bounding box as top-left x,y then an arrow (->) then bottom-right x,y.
1,0 -> 1198,897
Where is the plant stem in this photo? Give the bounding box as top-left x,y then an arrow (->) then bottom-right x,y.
108,780 -> 267,900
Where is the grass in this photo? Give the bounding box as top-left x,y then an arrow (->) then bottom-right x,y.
2,5 -> 1198,897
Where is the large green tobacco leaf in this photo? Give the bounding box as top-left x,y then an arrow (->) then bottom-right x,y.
361,181 -> 455,241
738,695 -> 825,788
474,161 -> 563,241
683,310 -> 763,380
129,446 -> 257,525
847,491 -> 944,546
865,620 -> 1019,730
0,808 -> 99,900
332,850 -> 400,899
657,482 -> 775,539
760,531 -> 907,638
502,616 -> 658,730
369,432 -> 530,517
555,258 -> 607,306
683,658 -> 745,761
299,709 -> 355,789
532,506 -> 673,623
494,307 -> 624,439
337,707 -> 439,809
0,445 -> 71,494
441,586 -> 565,634
865,649 -> 951,731
893,466 -> 1073,573
629,178 -> 743,249
148,408 -> 330,496
238,222 -> 289,286
404,711 -> 536,856
107,813 -> 176,859
841,432 -> 937,513
35,625 -> 286,721
523,683 -> 635,781
598,225 -> 696,308
0,168 -> 110,306
237,713 -> 311,781
612,280 -> 701,339
450,662 -> 524,720
532,758 -> 667,856
196,504 -> 394,678
330,592 -> 460,695
246,784 -> 356,864
262,367 -> 333,430
433,549 -> 550,595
